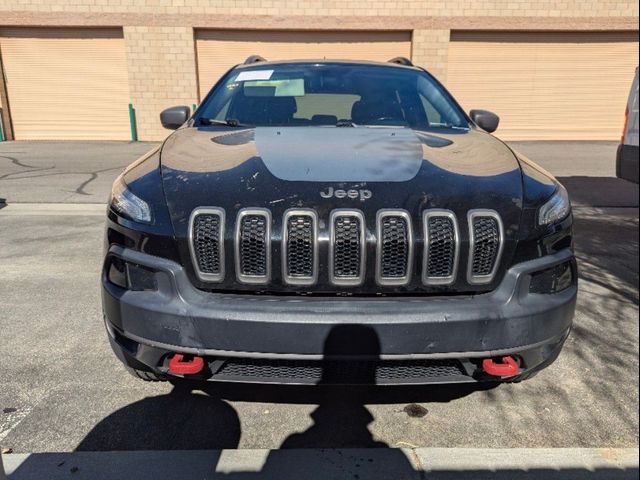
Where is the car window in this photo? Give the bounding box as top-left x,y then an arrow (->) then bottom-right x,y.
420,95 -> 442,126
294,93 -> 361,123
196,63 -> 468,130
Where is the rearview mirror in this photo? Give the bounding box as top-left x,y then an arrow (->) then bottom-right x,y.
470,109 -> 500,133
160,106 -> 190,130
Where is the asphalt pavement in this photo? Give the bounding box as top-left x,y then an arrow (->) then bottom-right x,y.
0,139 -> 638,478
0,141 -> 155,204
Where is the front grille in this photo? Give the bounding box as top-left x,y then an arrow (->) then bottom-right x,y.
235,209 -> 271,284
377,211 -> 412,285
423,211 -> 458,285
212,357 -> 467,384
283,210 -> 318,285
468,210 -> 503,284
189,207 -> 505,290
330,211 -> 365,285
189,208 -> 225,282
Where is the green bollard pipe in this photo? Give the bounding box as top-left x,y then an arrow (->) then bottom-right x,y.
128,103 -> 138,142
192,104 -> 197,114
0,115 -> 4,142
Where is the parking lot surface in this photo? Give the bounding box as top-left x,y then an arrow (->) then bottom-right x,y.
0,141 -> 155,204
0,140 -> 638,454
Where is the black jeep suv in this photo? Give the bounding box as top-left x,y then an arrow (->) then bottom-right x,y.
102,57 -> 576,385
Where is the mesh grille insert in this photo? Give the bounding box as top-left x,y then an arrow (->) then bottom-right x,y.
333,215 -> 362,279
426,216 -> 456,278
286,214 -> 315,279
471,216 -> 500,277
192,213 -> 222,276
380,216 -> 409,278
239,214 -> 268,277
214,358 -> 467,384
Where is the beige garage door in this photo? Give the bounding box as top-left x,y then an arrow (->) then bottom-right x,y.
195,30 -> 412,100
447,32 -> 639,140
0,28 -> 131,140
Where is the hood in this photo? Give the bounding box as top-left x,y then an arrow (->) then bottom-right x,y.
160,125 -> 522,226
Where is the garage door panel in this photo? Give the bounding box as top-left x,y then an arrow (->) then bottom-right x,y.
0,28 -> 131,140
448,31 -> 639,140
195,30 -> 411,100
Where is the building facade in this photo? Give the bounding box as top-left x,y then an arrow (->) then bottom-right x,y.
0,1 -> 638,142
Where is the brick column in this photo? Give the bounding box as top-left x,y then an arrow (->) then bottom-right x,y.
411,29 -> 451,83
123,26 -> 199,141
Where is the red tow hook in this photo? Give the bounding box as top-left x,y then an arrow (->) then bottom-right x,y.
482,356 -> 519,377
168,353 -> 205,375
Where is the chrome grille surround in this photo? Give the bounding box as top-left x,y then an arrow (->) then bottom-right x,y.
467,209 -> 504,285
422,209 -> 460,286
188,207 -> 225,282
188,207 -> 505,290
375,210 -> 413,286
282,209 -> 319,286
235,208 -> 272,284
329,209 -> 366,286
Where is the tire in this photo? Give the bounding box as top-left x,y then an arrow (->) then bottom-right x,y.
125,366 -> 168,382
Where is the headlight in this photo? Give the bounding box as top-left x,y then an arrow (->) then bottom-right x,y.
538,186 -> 571,226
110,177 -> 152,224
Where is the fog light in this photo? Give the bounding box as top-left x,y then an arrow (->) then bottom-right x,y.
127,263 -> 157,291
107,257 -> 157,291
107,257 -> 128,289
529,261 -> 573,294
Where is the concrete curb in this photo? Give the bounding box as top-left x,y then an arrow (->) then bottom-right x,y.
2,448 -> 638,480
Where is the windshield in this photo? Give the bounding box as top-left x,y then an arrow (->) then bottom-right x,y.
194,63 -> 469,130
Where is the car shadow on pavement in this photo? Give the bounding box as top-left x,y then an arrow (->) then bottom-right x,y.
75,381 -> 242,451
71,325 -> 425,477
66,321 -> 632,478
75,325 -> 490,453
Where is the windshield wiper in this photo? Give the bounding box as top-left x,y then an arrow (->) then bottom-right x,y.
430,123 -> 470,131
199,118 -> 249,128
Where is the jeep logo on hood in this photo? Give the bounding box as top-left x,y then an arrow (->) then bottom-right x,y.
320,187 -> 372,202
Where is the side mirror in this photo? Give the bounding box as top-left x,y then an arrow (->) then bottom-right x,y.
160,106 -> 190,130
470,109 -> 500,133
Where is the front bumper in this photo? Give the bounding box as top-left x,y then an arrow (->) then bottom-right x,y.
102,246 -> 576,385
616,143 -> 639,184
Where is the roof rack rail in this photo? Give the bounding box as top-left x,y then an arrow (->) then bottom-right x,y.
244,55 -> 267,65
388,57 -> 413,66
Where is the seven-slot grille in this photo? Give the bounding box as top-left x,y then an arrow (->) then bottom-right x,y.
189,208 -> 504,288
423,211 -> 459,285
467,210 -> 503,284
189,208 -> 225,282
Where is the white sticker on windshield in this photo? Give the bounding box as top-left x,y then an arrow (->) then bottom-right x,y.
235,70 -> 274,81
